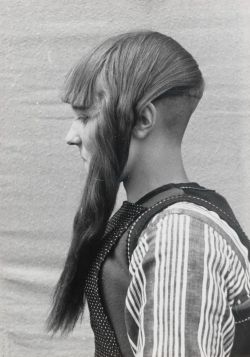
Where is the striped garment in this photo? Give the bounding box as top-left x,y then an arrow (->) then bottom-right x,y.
125,202 -> 250,357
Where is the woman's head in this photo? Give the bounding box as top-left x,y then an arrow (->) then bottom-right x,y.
64,31 -> 204,177
47,30 -> 204,334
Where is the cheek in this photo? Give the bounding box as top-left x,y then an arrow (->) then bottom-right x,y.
82,123 -> 97,154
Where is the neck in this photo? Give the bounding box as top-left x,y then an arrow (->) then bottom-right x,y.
123,146 -> 189,203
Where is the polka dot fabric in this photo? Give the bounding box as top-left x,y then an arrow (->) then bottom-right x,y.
85,201 -> 147,357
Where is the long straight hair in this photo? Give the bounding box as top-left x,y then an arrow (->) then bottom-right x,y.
47,30 -> 204,334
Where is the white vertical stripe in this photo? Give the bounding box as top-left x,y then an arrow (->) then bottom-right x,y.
207,227 -> 223,356
198,223 -> 209,356
180,215 -> 190,357
163,214 -> 173,356
168,214 -> 178,357
203,226 -> 212,355
212,233 -> 227,356
174,215 -> 184,357
207,227 -> 217,355
152,218 -> 162,357
157,217 -> 167,357
138,245 -> 147,354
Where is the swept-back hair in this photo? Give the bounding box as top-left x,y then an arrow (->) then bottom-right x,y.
47,30 -> 204,334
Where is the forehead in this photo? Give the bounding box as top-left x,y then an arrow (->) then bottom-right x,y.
71,73 -> 107,117
95,72 -> 108,98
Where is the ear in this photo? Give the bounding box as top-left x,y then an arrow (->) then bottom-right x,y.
132,103 -> 157,139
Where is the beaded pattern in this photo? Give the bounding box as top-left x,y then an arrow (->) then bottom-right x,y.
235,315 -> 250,324
85,201 -> 147,357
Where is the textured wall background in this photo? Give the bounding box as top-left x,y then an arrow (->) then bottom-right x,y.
1,1 -> 250,356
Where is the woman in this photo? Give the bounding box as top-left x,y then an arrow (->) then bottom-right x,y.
47,31 -> 250,356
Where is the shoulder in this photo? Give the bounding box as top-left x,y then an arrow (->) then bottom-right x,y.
135,201 -> 249,270
129,201 -> 250,307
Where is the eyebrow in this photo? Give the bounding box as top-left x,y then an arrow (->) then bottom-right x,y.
72,105 -> 88,112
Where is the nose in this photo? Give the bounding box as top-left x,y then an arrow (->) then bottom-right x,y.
65,126 -> 82,146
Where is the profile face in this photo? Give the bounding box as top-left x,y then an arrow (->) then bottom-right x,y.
65,108 -> 98,165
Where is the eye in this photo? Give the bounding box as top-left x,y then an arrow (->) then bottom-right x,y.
77,115 -> 89,124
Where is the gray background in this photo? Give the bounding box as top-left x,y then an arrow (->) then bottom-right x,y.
1,1 -> 250,356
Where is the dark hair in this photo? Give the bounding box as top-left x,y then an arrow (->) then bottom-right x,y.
47,30 -> 204,334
